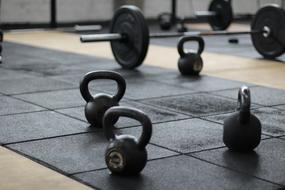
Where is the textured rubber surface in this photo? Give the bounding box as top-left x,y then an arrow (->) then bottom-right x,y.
1,38 -> 285,189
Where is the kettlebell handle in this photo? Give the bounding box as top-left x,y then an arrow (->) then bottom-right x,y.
80,70 -> 126,102
237,85 -> 251,123
103,106 -> 152,150
177,36 -> 205,57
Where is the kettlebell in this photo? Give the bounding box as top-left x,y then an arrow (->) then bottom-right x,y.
177,36 -> 205,75
103,106 -> 152,175
80,70 -> 126,127
223,86 -> 261,152
158,13 -> 172,30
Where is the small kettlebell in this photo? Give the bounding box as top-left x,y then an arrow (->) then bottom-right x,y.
223,86 -> 261,152
103,106 -> 152,175
177,36 -> 205,75
158,13 -> 172,30
80,70 -> 126,127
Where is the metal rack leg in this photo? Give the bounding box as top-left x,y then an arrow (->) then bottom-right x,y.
51,0 -> 57,28
171,0 -> 177,25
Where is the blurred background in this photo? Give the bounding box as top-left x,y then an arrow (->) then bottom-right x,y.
1,0 -> 284,29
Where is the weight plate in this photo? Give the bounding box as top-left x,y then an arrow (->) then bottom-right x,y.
208,0 -> 233,31
0,31 -> 3,42
110,6 -> 149,69
251,5 -> 285,59
158,12 -> 172,30
280,10 -> 285,47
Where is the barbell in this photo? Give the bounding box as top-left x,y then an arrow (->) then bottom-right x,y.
182,0 -> 233,31
80,5 -> 285,69
159,0 -> 233,31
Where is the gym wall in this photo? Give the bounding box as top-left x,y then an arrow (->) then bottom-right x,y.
1,0 -> 284,25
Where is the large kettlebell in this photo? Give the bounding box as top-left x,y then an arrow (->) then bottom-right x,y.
223,86 -> 261,152
177,36 -> 205,75
103,106 -> 152,175
80,70 -> 126,127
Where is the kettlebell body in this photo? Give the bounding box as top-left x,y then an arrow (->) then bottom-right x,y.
85,93 -> 119,126
178,53 -> 203,75
223,86 -> 262,152
105,135 -> 147,175
158,13 -> 172,30
177,36 -> 205,75
224,112 -> 261,151
103,106 -> 152,175
80,71 -> 126,127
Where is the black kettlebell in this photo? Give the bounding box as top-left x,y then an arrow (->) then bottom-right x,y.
177,36 -> 205,75
223,86 -> 261,152
103,106 -> 152,175
80,71 -> 126,127
158,13 -> 172,30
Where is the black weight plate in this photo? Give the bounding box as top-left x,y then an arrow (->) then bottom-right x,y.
251,5 -> 285,59
280,10 -> 285,47
0,31 -> 3,42
110,6 -> 149,69
158,12 -> 172,30
208,0 -> 233,31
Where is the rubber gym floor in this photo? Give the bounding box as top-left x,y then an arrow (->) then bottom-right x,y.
1,22 -> 285,190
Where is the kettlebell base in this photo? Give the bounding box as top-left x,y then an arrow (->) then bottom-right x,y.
178,55 -> 203,76
85,95 -> 119,127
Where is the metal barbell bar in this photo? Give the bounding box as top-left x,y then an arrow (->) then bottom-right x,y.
80,28 -> 264,42
74,25 -> 103,32
81,34 -> 123,42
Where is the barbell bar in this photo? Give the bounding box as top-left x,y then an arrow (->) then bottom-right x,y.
74,25 -> 102,32
81,30 -> 262,42
80,5 -> 285,69
194,11 -> 217,17
81,33 -> 123,42
150,30 -> 262,38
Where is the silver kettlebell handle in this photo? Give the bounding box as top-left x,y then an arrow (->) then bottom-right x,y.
237,85 -> 251,112
237,85 -> 251,123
